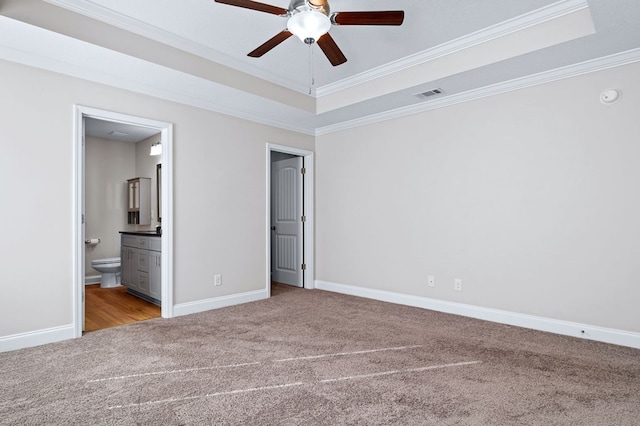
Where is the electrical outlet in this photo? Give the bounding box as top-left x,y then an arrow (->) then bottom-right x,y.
428,276 -> 435,287
454,279 -> 462,291
214,274 -> 222,286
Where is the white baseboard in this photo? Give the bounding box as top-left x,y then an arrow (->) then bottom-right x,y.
0,324 -> 76,353
85,275 -> 101,285
315,280 -> 640,349
173,289 -> 269,317
1,289 -> 268,352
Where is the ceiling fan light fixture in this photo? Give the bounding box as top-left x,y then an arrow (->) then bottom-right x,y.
214,0 -> 404,66
287,10 -> 331,43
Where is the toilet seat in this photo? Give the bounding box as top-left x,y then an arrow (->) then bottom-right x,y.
92,262 -> 120,268
92,257 -> 120,266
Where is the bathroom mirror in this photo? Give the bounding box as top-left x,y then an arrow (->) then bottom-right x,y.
157,163 -> 162,222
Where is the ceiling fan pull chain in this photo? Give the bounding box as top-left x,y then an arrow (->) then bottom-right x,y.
308,43 -> 314,95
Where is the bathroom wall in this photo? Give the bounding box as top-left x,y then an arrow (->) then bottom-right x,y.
84,136 -> 135,278
133,133 -> 162,231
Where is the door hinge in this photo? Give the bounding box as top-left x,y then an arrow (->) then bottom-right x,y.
301,167 -> 306,174
301,263 -> 307,271
301,215 -> 306,222
82,214 -> 85,224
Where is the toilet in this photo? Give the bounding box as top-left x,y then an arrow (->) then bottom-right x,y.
91,257 -> 121,288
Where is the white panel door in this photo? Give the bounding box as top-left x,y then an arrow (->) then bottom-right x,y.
271,156 -> 303,287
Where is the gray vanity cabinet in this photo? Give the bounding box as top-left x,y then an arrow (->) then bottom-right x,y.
121,234 -> 161,305
148,238 -> 161,301
121,242 -> 140,292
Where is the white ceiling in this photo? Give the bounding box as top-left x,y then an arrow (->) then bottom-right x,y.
1,0 -> 639,135
85,118 -> 160,143
61,0 -> 567,89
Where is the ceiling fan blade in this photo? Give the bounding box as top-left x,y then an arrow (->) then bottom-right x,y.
214,0 -> 288,16
331,11 -> 405,26
248,30 -> 293,57
317,33 -> 347,66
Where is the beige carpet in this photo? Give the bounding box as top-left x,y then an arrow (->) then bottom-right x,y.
1,284 -> 638,425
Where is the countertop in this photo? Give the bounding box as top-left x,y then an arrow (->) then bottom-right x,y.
119,230 -> 161,237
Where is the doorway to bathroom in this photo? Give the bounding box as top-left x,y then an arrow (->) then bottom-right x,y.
73,106 -> 174,337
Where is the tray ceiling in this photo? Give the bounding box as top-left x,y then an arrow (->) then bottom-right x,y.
0,0 -> 639,135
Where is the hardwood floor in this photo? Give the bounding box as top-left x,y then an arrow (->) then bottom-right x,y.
271,281 -> 301,296
85,283 -> 296,333
84,284 -> 160,333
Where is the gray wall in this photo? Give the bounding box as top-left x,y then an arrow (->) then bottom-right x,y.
84,136 -> 135,276
0,58 -> 314,339
1,55 -> 638,347
316,61 -> 640,333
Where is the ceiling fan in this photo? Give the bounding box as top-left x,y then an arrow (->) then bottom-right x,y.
214,0 -> 405,66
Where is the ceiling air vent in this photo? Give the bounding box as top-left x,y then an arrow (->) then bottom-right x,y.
414,88 -> 444,99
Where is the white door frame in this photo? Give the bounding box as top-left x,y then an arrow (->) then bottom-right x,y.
73,105 -> 174,338
266,144 -> 314,297
271,155 -> 304,287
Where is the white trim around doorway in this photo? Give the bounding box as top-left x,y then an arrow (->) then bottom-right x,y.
266,144 -> 315,297
73,105 -> 174,338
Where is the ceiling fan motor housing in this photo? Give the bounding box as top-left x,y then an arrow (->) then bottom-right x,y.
289,0 -> 330,16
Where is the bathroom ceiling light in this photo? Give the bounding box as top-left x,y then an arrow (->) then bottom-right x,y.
150,141 -> 162,156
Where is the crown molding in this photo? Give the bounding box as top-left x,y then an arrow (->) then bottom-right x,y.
0,16 -> 316,136
2,13 -> 638,139
43,0 -> 311,94
315,0 -> 589,98
0,51 -> 316,137
315,48 -> 640,136
45,0 -> 589,99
